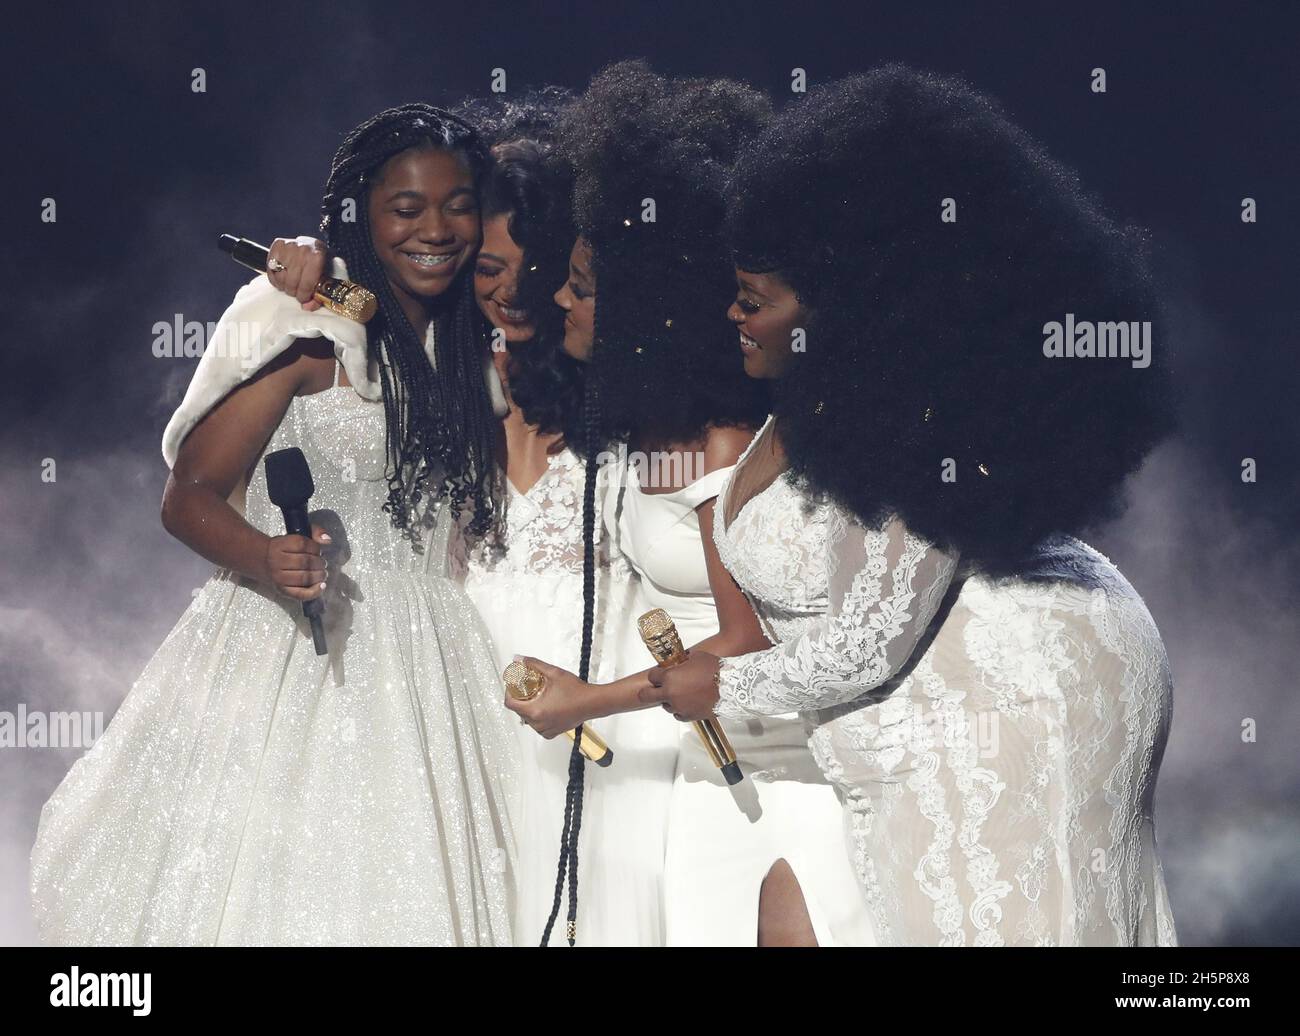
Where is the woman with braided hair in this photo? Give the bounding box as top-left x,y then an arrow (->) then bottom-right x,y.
507,61 -> 875,947
30,104 -> 520,945
261,91 -> 679,945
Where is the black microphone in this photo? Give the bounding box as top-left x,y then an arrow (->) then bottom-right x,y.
264,447 -> 328,656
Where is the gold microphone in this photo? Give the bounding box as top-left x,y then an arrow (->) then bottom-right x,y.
637,608 -> 744,786
503,660 -> 614,767
218,234 -> 379,323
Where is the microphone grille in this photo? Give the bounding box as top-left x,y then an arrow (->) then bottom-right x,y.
316,278 -> 379,323
503,660 -> 545,701
338,284 -> 378,323
638,608 -> 685,664
264,447 -> 315,508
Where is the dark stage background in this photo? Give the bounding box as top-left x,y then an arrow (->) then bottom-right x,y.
2,1 -> 1297,945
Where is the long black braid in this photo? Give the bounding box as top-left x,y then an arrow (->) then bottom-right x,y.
540,371 -> 602,946
319,103 -> 501,541
538,61 -> 772,946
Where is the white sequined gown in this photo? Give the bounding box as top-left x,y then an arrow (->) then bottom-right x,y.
714,416 -> 1178,945
30,361 -> 520,946
461,447 -> 678,945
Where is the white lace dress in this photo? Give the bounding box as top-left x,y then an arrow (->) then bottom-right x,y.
461,447 -> 678,945
714,415 -> 1178,946
608,455 -> 874,946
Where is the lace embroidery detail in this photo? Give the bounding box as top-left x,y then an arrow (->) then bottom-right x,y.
712,476 -> 1177,946
714,417 -> 834,646
716,509 -> 956,719
462,448 -> 617,579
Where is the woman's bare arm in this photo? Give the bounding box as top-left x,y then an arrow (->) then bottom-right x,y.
510,424 -> 771,734
160,341 -> 333,600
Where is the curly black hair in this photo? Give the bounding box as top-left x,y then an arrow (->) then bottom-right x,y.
318,103 -> 500,541
454,89 -> 587,448
534,61 -> 775,947
558,59 -> 771,446
725,66 -> 1177,578
454,86 -> 573,153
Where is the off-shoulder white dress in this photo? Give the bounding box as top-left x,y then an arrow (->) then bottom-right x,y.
607,453 -> 874,946
714,416 -> 1177,946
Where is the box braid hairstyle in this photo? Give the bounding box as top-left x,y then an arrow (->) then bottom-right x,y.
537,60 -> 773,945
318,103 -> 501,543
453,88 -> 586,448
725,66 -> 1177,578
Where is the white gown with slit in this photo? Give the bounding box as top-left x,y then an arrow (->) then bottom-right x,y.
461,447 -> 678,945
714,415 -> 1178,946
607,453 -> 875,946
29,274 -> 520,945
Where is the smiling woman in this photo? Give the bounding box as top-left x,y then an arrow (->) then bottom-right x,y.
367,148 -> 480,327
658,65 -> 1182,946
29,103 -> 521,947
313,104 -> 501,540
728,270 -> 805,380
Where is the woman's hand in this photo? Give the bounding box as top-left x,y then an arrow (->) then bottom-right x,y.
263,525 -> 331,601
266,236 -> 330,309
641,650 -> 722,722
505,657 -> 605,739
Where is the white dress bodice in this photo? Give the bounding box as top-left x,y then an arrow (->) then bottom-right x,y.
607,456 -> 733,648
461,444 -> 641,682
250,382 -> 454,577
462,443 -> 677,945
464,447 -> 604,580
713,416 -> 835,647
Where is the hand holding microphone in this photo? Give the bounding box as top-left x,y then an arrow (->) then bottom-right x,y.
264,447 -> 329,656
638,609 -> 744,786
504,659 -> 614,767
219,234 -> 378,323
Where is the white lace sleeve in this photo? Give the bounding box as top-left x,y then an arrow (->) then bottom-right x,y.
715,510 -> 959,718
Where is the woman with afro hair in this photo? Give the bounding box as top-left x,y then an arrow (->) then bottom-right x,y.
645,66 -> 1178,946
509,61 -> 876,948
